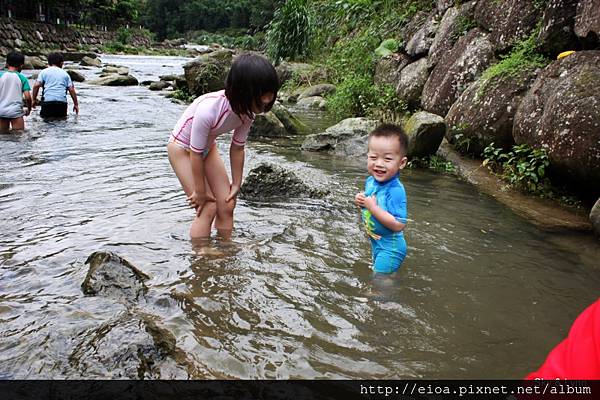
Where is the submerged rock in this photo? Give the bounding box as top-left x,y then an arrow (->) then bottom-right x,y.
513,50 -> 600,199
297,84 -> 336,100
90,74 -> 139,86
82,251 -> 149,303
102,65 -> 129,75
69,312 -> 200,379
301,117 -> 378,157
405,111 -> 446,158
296,96 -> 326,110
80,56 -> 102,67
149,80 -> 171,91
240,163 -> 329,200
66,69 -> 85,83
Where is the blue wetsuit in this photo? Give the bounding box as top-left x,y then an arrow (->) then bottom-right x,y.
361,173 -> 407,273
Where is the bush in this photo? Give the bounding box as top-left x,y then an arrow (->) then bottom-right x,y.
266,0 -> 313,64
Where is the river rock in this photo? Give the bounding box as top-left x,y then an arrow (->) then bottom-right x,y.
474,0 -> 543,52
159,74 -> 178,82
249,112 -> 287,138
575,0 -> 600,46
437,0 -> 454,14
239,163 -> 329,200
395,57 -> 429,109
66,69 -> 85,82
399,11 -> 429,51
298,84 -> 336,100
537,0 -> 579,57
406,11 -> 440,57
422,28 -> 494,117
82,251 -> 149,303
183,49 -> 234,96
62,52 -> 96,62
301,117 -> 378,157
149,80 -> 171,91
428,1 -> 477,69
271,103 -> 308,135
81,56 -> 102,67
69,312 -> 194,379
90,74 -> 139,86
296,96 -> 326,110
513,50 -> 600,199
374,53 -> 412,88
445,67 -> 538,155
103,65 -> 129,75
24,55 -> 46,69
591,199 -> 600,238
404,111 -> 446,158
274,61 -> 313,86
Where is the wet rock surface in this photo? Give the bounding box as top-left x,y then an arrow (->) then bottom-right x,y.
301,117 -> 378,157
240,163 -> 329,200
90,74 -> 139,86
446,67 -> 538,155
405,111 -> 446,158
66,69 -> 85,82
395,57 -> 430,108
249,111 -> 287,138
82,251 -> 149,303
537,0 -> 579,57
374,53 -> 412,88
513,50 -> 600,199
183,49 -> 234,96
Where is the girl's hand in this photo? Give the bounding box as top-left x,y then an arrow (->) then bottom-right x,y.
188,190 -> 215,215
362,195 -> 377,211
355,192 -> 366,208
226,184 -> 240,202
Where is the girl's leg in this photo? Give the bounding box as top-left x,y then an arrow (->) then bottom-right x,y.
204,145 -> 236,237
167,142 -> 217,238
10,117 -> 24,130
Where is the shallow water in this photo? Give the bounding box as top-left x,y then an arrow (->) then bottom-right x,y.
1,54 -> 599,379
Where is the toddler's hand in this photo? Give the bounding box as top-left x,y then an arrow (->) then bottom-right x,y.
363,195 -> 377,211
355,192 -> 366,208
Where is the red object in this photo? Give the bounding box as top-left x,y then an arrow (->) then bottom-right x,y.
526,298 -> 600,379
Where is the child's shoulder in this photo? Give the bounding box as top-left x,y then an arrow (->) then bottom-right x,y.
388,178 -> 406,197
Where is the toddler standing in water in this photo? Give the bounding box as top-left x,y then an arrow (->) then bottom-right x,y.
168,53 -> 278,239
0,52 -> 32,132
355,124 -> 409,273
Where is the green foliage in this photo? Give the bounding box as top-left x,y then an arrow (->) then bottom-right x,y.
478,26 -> 549,96
192,30 -> 263,50
266,0 -> 313,64
483,143 -> 551,194
374,38 -> 399,57
170,89 -> 196,103
116,27 -> 133,45
407,155 -> 456,173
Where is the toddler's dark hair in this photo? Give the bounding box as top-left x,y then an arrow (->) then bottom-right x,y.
369,123 -> 409,155
6,51 -> 24,68
47,52 -> 64,67
225,53 -> 279,119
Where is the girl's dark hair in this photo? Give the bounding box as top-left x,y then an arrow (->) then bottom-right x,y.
6,51 -> 25,68
225,53 -> 279,119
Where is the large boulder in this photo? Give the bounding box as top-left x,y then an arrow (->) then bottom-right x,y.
183,49 -> 234,97
474,0 -> 543,52
575,0 -> 600,46
428,1 -> 477,69
271,103 -> 308,135
301,117 -> 378,157
82,251 -> 149,303
399,11 -> 430,51
422,28 -> 494,116
69,312 -> 195,379
248,112 -> 287,138
24,55 -> 46,69
102,65 -> 129,75
445,67 -> 538,155
405,11 -> 440,57
404,111 -> 446,158
239,163 -> 329,200
591,198 -> 600,238
513,51 -> 600,199
66,69 -> 85,83
90,74 -> 139,86
395,58 -> 429,109
374,53 -> 412,87
62,52 -> 96,62
80,56 -> 102,67
537,0 -> 579,57
297,84 -> 336,100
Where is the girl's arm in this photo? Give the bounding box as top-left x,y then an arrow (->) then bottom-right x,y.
227,143 -> 245,201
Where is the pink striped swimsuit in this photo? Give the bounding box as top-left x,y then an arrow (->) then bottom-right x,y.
169,90 -> 254,154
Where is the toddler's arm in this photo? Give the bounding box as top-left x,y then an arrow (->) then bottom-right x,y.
362,195 -> 405,232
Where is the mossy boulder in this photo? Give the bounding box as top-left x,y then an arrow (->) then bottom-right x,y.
404,111 -> 446,158
374,53 -> 412,88
90,74 -> 139,86
445,67 -> 538,155
395,58 -> 429,109
80,56 -> 102,67
271,103 -> 308,135
66,69 -> 85,83
513,51 -> 600,199
249,112 -> 287,138
301,117 -> 378,157
183,49 -> 234,96
240,163 -> 329,200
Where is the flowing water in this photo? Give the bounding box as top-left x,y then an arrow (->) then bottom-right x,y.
1,55 -> 599,379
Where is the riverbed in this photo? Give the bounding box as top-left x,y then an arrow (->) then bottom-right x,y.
0,54 -> 599,379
